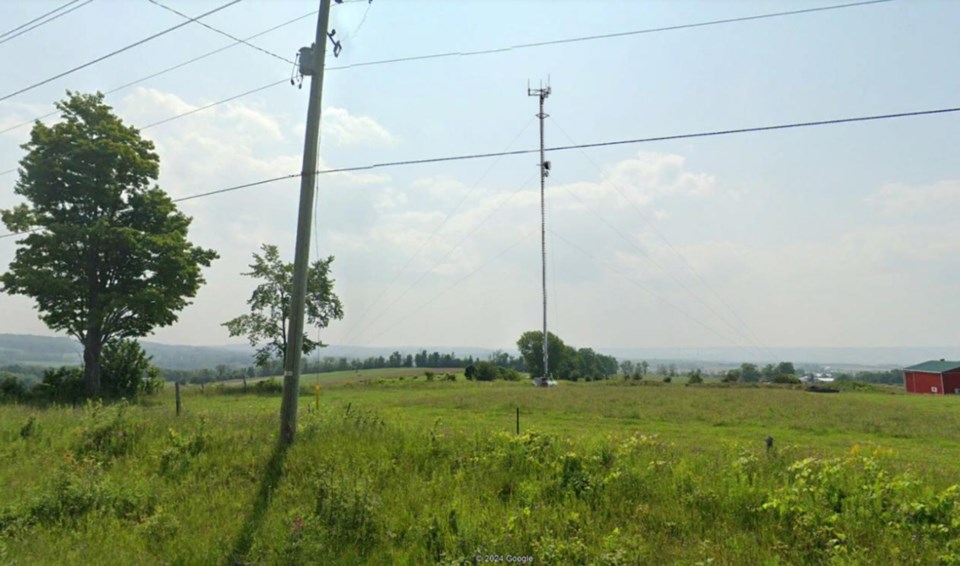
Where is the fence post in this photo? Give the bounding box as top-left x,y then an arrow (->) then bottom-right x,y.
516,406 -> 520,435
175,382 -> 182,417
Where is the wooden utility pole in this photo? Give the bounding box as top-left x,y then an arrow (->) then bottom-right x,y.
280,0 -> 333,445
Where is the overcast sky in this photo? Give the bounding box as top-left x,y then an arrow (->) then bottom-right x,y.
1,0 -> 958,356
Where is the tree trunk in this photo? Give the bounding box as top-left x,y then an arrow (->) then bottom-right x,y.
83,332 -> 102,398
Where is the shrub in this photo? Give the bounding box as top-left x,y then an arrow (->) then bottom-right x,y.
254,378 -> 283,394
100,339 -> 164,398
425,371 -> 435,382
443,373 -> 456,382
474,362 -> 498,382
0,374 -> 26,402
687,370 -> 704,385
34,366 -> 85,403
773,374 -> 801,384
464,365 -> 477,380
663,376 -> 672,383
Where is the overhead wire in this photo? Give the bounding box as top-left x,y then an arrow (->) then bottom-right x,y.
0,0 -> 895,169
0,10 -> 317,137
2,102 -> 957,240
0,0 -> 80,40
0,0 -> 92,46
324,0 -> 893,72
146,0 -> 293,64
140,79 -> 289,130
1,0 -> 892,135
0,0 -> 242,103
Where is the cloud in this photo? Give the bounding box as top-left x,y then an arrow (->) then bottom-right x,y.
322,106 -> 394,146
867,179 -> 960,216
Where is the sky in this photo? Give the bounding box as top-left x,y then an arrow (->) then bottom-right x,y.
0,0 -> 958,357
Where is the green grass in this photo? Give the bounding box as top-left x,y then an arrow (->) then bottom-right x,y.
3,371 -> 960,564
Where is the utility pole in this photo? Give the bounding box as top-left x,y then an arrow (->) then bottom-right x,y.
528,81 -> 551,387
280,0 -> 334,445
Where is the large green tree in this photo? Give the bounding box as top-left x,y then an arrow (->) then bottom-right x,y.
516,330 -> 567,379
223,244 -> 344,367
1,92 -> 218,398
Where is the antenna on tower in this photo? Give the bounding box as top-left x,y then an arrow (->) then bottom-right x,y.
528,80 -> 552,387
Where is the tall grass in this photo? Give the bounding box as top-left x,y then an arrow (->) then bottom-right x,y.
2,380 -> 960,563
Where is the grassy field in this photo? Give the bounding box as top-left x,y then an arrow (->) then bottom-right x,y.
3,371 -> 960,564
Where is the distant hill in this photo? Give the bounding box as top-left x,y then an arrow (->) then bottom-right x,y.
2,334 -> 954,372
597,346 -> 960,370
0,334 -> 252,370
0,334 -> 499,371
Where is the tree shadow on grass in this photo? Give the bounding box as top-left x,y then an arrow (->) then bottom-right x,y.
228,441 -> 289,564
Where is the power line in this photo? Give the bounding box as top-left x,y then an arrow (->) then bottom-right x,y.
147,0 -> 293,65
324,0 -> 893,72
141,79 -> 289,130
2,0 -> 892,141
0,10 -> 317,137
0,0 -> 78,40
2,102 -> 957,240
0,0 -> 241,103
0,0 -> 91,46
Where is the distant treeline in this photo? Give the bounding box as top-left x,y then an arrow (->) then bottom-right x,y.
156,350 -> 528,385
834,369 -> 902,385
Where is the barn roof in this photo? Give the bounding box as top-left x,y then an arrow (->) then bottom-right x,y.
904,360 -> 960,373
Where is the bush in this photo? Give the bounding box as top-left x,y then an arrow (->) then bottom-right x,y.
34,366 -> 85,403
687,372 -> 703,385
464,365 -> 477,380
101,339 -> 164,399
474,362 -> 498,382
254,378 -> 283,394
663,376 -> 672,383
772,374 -> 801,384
0,374 -> 26,402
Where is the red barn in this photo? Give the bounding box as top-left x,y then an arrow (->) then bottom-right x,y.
903,360 -> 960,394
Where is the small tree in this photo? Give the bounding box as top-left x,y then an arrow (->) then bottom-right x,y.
223,244 -> 344,368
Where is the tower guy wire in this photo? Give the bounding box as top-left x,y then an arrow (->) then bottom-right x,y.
548,116 -> 772,360
340,116 -> 536,345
